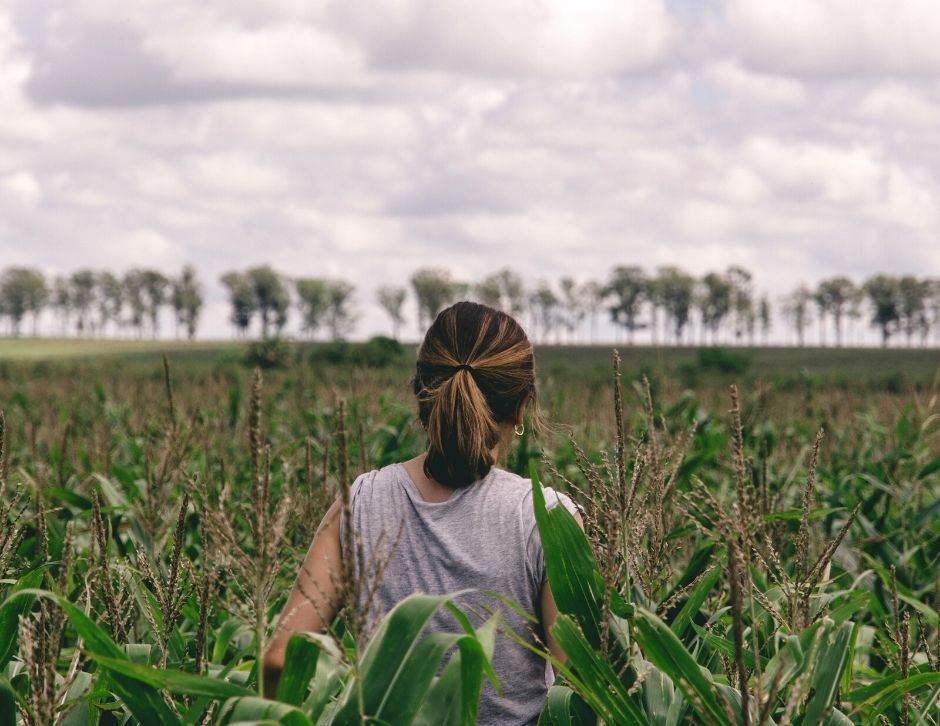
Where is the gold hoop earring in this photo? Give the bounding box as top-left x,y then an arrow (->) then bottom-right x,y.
514,423 -> 524,436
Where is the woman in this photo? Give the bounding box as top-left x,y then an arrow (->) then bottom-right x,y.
262,300 -> 580,724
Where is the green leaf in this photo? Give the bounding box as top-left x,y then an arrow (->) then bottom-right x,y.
217,696 -> 313,726
300,637 -> 347,723
213,619 -> 253,663
6,588 -> 181,726
530,462 -> 604,648
632,607 -> 735,726
847,663 -> 940,706
0,677 -> 16,725
691,624 -> 765,671
642,663 -> 684,726
0,567 -> 44,668
538,684 -> 595,725
670,565 -> 719,638
550,614 -> 646,725
86,653 -> 253,699
275,633 -> 322,706
762,631 -> 812,696
325,593 -> 494,726
916,454 -> 940,480
801,620 -> 853,725
413,619 -> 494,726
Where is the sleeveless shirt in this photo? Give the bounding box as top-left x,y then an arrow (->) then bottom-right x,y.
339,462 -> 578,725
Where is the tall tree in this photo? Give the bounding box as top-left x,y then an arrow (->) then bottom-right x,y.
580,280 -> 605,344
847,285 -> 865,346
411,268 -> 459,332
495,268 -> 526,317
605,266 -> 647,345
645,273 -> 665,345
698,272 -> 733,344
376,285 -> 407,340
96,271 -> 124,337
474,275 -> 503,309
69,270 -> 97,336
758,296 -> 772,345
220,272 -> 255,338
528,281 -> 560,344
814,277 -> 856,348
139,270 -> 169,339
657,266 -> 695,344
474,268 -> 526,316
897,275 -> 929,347
558,277 -> 585,343
246,265 -> 290,338
122,270 -> 148,338
782,285 -> 813,347
863,274 -> 901,347
726,265 -> 754,344
51,275 -> 71,335
325,280 -> 357,341
0,267 -> 47,336
295,278 -> 329,339
927,279 -> 940,346
170,265 -> 203,340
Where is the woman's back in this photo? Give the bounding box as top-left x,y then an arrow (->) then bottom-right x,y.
342,462 -> 576,725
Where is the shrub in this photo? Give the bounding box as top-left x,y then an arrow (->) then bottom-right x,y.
308,336 -> 406,368
244,337 -> 293,369
696,345 -> 751,374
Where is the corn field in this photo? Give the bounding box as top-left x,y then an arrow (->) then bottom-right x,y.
0,349 -> 938,724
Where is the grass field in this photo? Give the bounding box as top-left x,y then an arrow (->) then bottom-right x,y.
1,336 -> 937,386
0,334 -> 938,723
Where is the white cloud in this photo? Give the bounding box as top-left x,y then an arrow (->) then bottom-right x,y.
1,0 -> 939,343
725,0 -> 940,77
146,21 -> 366,87
705,60 -> 806,106
857,83 -> 940,128
334,0 -> 677,78
1,171 -> 42,205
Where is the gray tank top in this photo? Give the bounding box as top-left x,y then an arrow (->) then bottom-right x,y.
340,462 -> 577,725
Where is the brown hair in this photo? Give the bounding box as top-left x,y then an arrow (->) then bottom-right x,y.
411,300 -> 537,488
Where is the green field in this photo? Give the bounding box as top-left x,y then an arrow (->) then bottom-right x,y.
0,336 -> 938,723
1,336 -> 937,387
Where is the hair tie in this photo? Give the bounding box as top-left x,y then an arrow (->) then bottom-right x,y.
455,363 -> 474,373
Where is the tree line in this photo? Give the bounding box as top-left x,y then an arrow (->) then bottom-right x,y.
0,266 -> 203,339
2,263 -> 939,348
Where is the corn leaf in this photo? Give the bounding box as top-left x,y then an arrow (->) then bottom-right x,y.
550,613 -> 646,725
6,588 -> 182,725
0,567 -> 44,668
632,607 -> 735,726
801,620 -> 854,725
275,633 -> 322,706
217,696 -> 313,726
325,592 -> 494,726
537,684 -> 595,725
530,462 -> 604,648
0,676 -> 15,725
670,562 -> 720,638
85,653 -> 253,698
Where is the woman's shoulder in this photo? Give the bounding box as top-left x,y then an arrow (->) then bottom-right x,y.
348,463 -> 404,499
486,466 -> 579,517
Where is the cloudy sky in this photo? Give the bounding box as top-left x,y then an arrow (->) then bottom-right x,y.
1,0 -> 938,341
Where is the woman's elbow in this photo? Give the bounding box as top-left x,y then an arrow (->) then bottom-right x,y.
261,649 -> 284,700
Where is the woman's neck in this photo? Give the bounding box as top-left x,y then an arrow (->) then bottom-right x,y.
401,453 -> 456,502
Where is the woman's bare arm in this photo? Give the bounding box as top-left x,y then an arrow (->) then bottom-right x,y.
262,497 -> 344,698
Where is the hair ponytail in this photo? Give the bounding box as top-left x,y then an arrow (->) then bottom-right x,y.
424,368 -> 500,487
413,301 -> 536,488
